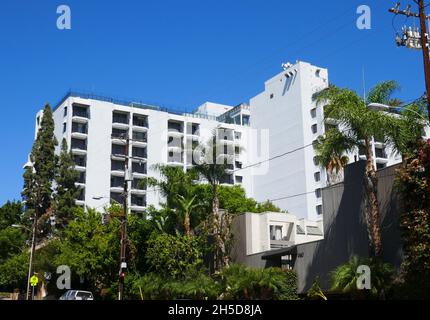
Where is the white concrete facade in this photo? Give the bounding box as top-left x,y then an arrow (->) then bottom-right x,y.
45,94 -> 253,213
249,61 -> 329,221
232,211 -> 323,256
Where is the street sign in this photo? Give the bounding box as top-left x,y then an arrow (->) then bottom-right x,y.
30,275 -> 38,287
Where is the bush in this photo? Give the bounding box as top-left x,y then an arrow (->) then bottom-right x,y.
145,233 -> 205,278
131,273 -> 220,300
330,256 -> 393,299
217,264 -> 298,300
395,139 -> 430,299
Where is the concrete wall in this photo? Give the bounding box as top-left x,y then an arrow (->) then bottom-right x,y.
249,61 -> 328,221
293,161 -> 402,293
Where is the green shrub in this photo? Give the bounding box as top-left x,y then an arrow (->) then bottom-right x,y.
217,264 -> 298,300
330,256 -> 393,299
132,273 -> 220,300
145,233 -> 205,278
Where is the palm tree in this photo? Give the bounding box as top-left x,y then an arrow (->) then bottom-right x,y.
176,194 -> 199,238
314,80 -> 423,257
194,130 -> 231,271
314,129 -> 353,184
330,256 -> 393,299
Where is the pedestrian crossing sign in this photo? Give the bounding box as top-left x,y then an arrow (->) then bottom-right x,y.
30,275 -> 38,287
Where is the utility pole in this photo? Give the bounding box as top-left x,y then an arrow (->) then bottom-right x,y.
118,135 -> 129,300
26,212 -> 37,300
389,1 -> 430,121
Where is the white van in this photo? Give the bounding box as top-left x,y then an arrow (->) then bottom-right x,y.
59,290 -> 94,300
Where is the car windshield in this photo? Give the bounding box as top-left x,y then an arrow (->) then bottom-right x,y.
76,292 -> 92,299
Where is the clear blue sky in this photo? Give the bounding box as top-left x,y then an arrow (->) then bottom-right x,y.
0,0 -> 425,205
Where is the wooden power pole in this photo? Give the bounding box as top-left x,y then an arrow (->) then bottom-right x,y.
390,0 -> 430,120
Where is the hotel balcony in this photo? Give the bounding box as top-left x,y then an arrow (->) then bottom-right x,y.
112,111 -> 129,130
131,161 -> 147,177
71,138 -> 87,155
72,104 -> 89,123
71,122 -> 88,139
130,195 -> 146,211
132,131 -> 147,147
132,115 -> 148,131
168,121 -> 184,137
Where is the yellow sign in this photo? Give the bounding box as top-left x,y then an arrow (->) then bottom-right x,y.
30,275 -> 38,287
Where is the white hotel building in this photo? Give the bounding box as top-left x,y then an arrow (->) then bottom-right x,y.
29,60 -> 415,222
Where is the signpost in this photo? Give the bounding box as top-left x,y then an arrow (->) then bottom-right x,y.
30,275 -> 38,300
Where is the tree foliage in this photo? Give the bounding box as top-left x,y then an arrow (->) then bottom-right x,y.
395,139 -> 430,299
54,139 -> 80,228
330,256 -> 393,299
21,104 -> 57,216
53,208 -> 119,293
145,233 -> 205,278
313,81 -> 424,257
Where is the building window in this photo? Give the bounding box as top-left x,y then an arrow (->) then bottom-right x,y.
73,155 -> 86,167
375,147 -> 387,159
315,188 -> 322,198
311,124 -> 318,134
313,156 -> 319,166
63,123 -> 67,133
73,104 -> 89,118
310,108 -> 317,118
235,176 -> 243,184
110,192 -> 122,204
64,106 -> 68,117
111,160 -> 125,171
112,128 -> 128,139
110,176 -> 124,188
78,172 -> 86,184
132,147 -> 147,158
314,172 -> 321,182
270,225 -> 283,241
133,114 -> 148,127
132,162 -> 147,174
296,225 -> 305,235
376,163 -> 387,170
316,205 -> 323,215
131,195 -> 146,207
235,131 -> 242,140
112,144 -> 126,156
72,122 -> 88,134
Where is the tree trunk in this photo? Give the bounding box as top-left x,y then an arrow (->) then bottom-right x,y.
364,139 -> 383,257
184,213 -> 190,238
211,184 -> 222,271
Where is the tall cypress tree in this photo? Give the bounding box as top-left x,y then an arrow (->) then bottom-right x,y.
55,138 -> 80,228
21,104 -> 57,221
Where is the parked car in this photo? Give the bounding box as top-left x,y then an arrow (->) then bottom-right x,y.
59,290 -> 94,300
